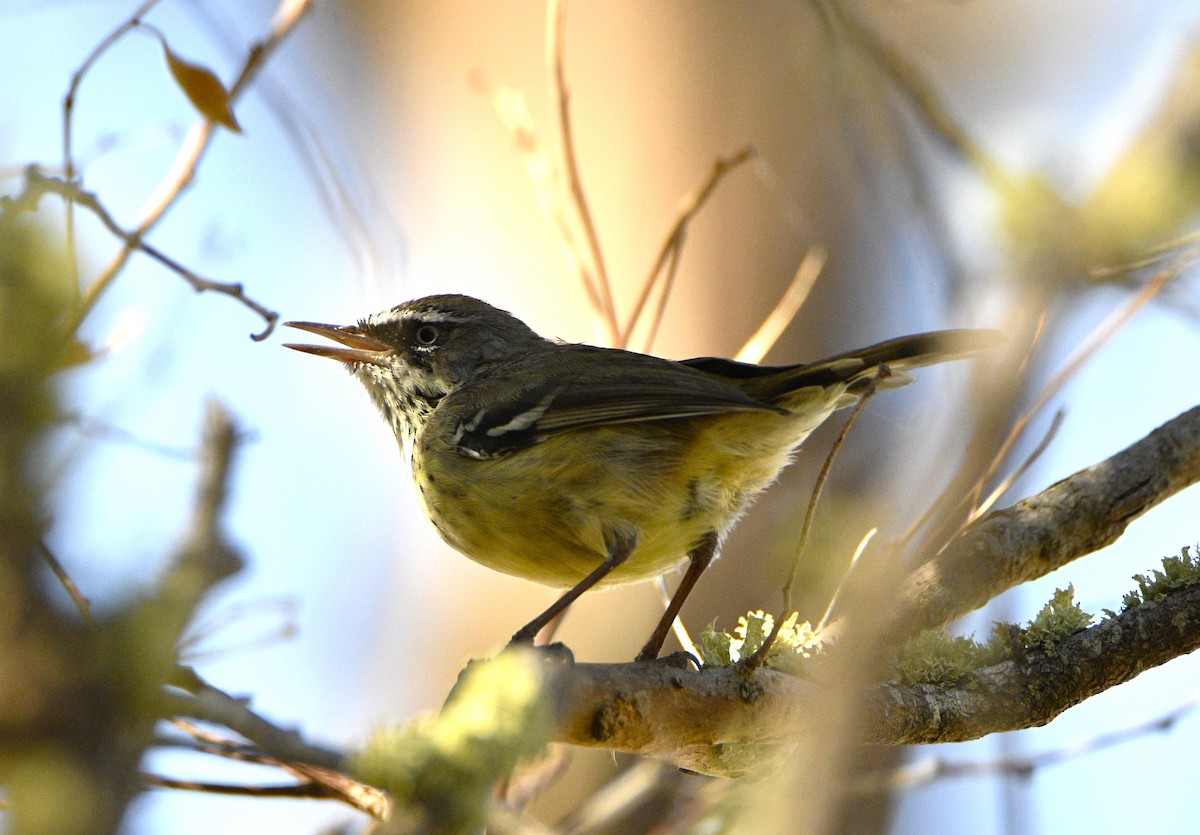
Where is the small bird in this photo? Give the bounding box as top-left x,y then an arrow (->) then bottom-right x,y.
285,295 -> 998,660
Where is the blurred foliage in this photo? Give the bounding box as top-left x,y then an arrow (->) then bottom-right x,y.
997,46 -> 1200,275
0,217 -> 102,834
0,217 -> 242,833
352,649 -> 555,833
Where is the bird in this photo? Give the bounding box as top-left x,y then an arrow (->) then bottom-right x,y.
284,294 -> 999,661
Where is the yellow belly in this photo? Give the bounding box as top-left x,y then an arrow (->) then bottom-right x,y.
413,412 -> 806,589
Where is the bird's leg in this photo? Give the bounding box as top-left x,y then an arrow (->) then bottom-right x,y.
510,527 -> 637,645
636,532 -> 718,661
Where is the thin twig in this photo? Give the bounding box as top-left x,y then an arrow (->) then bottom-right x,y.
736,246 -> 827,363
654,573 -> 701,660
892,313 -> 1047,557
783,369 -> 889,609
62,0 -> 165,304
963,266 -> 1175,532
816,527 -> 876,634
55,410 -> 197,461
901,261 -> 1178,564
156,726 -> 387,815
825,0 -> 995,175
13,168 -> 278,339
966,407 -> 1065,525
640,238 -> 684,353
144,772 -> 360,804
899,402 -> 1200,634
472,73 -> 608,323
558,760 -> 670,835
547,0 -> 619,342
178,595 -> 298,659
166,666 -> 345,771
37,539 -> 93,626
1089,230 -> 1200,278
621,146 -> 756,346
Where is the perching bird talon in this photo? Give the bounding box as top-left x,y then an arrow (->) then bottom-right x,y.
636,649 -> 698,670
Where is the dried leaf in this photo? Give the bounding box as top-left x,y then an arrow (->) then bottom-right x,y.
55,336 -> 96,371
162,42 -> 242,133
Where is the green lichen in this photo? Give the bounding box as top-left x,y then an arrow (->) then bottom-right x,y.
1116,546 -> 1200,613
891,628 -> 1009,686
697,620 -> 733,667
696,611 -> 823,672
1024,585 -> 1092,651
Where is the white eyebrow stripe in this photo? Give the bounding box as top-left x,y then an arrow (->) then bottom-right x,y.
485,392 -> 556,437
364,308 -> 470,327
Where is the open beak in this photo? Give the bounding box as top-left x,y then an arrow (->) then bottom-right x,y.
283,321 -> 392,367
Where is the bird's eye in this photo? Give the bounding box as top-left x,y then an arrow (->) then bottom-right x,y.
414,324 -> 440,347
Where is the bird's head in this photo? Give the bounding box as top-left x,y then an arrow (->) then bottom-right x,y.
284,294 -> 544,444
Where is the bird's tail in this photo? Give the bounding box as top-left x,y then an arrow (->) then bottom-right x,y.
686,329 -> 1002,408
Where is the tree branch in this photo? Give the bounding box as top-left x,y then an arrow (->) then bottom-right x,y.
547,577 -> 1200,774
3,167 -> 279,340
899,403 -> 1200,634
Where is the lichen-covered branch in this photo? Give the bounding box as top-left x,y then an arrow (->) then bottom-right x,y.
872,579 -> 1200,744
548,578 -> 1200,773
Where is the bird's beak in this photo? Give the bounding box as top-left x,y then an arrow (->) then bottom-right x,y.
283,321 -> 392,367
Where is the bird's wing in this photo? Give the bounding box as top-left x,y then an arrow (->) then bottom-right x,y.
447,347 -> 778,459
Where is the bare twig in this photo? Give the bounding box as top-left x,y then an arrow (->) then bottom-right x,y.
966,407 -> 1065,525
963,266 -> 1175,533
736,246 -> 827,363
10,168 -> 279,339
825,0 -> 995,176
816,527 -> 877,634
153,719 -> 389,817
166,666 -> 345,772
1090,229 -> 1200,278
55,410 -> 197,460
62,0 -> 165,302
783,369 -> 889,610
640,236 -> 684,353
557,760 -> 670,835
547,0 -> 618,341
622,146 -> 756,346
178,596 -> 298,660
144,774 -> 346,800
901,262 -> 1176,563
37,539 -> 93,626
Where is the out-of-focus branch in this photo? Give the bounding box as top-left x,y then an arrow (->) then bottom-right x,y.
166,667 -> 344,772
898,403 -> 1200,635
622,146 -> 755,349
